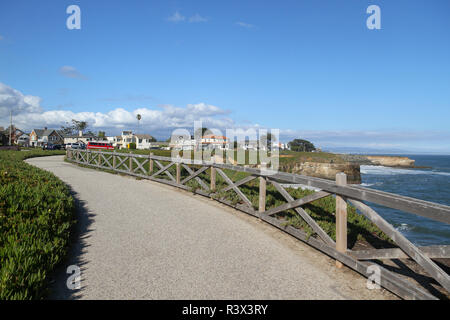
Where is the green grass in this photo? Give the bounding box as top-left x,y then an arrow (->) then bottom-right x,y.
101,147 -> 347,168
199,169 -> 391,247
278,150 -> 346,165
0,149 -> 75,299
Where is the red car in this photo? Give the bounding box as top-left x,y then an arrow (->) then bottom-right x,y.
87,142 -> 114,150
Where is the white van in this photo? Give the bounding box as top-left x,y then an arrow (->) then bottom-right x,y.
66,143 -> 84,150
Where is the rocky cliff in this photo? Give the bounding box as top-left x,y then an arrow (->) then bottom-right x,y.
279,161 -> 361,184
365,156 -> 415,167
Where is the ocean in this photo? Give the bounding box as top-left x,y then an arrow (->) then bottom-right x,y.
360,154 -> 450,246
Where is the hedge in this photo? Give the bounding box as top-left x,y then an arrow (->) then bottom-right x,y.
0,149 -> 75,299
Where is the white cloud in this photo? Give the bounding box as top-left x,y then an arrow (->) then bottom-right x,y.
0,83 -> 42,118
59,66 -> 88,80
189,14 -> 208,23
167,11 -> 185,23
2,82 -> 449,152
7,105 -> 235,137
236,21 -> 255,29
168,12 -> 208,23
0,82 -> 234,137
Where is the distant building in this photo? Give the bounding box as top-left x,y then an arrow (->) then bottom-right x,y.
169,135 -> 196,151
169,134 -> 231,151
201,134 -> 230,150
107,131 -> 155,149
1,126 -> 25,146
29,128 -> 63,147
58,130 -> 98,145
135,134 -> 155,150
272,142 -> 289,150
16,133 -> 30,147
240,140 -> 259,151
0,131 -> 7,146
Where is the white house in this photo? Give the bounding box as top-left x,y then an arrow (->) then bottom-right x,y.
200,134 -> 230,150
272,142 -> 290,150
170,134 -> 231,151
135,134 -> 155,150
169,135 -> 196,151
239,140 -> 259,151
107,131 -> 155,149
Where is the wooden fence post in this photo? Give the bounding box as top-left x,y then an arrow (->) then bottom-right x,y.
176,156 -> 181,184
335,172 -> 347,268
129,152 -> 133,172
210,166 -> 216,192
113,151 -> 116,169
149,152 -> 153,174
86,150 -> 90,164
259,163 -> 267,213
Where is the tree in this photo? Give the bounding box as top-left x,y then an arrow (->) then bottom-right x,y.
136,114 -> 141,134
60,122 -> 74,135
85,130 -> 96,136
288,139 -> 316,152
98,131 -> 106,138
72,119 -> 88,132
194,127 -> 209,138
259,133 -> 274,150
60,119 -> 89,136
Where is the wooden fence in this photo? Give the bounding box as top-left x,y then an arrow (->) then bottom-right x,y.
66,149 -> 450,300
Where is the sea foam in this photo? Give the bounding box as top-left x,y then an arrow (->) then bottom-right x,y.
360,165 -> 450,176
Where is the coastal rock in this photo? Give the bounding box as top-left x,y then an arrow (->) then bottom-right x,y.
365,156 -> 415,168
280,161 -> 361,184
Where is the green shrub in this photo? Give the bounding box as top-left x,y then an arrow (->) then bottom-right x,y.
0,150 -> 75,299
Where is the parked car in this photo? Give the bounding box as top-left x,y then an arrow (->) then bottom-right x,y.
66,142 -> 86,150
43,143 -> 62,150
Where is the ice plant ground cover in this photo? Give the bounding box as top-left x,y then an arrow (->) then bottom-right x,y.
0,149 -> 75,299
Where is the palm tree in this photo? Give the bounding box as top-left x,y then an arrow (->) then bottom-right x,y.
136,114 -> 141,134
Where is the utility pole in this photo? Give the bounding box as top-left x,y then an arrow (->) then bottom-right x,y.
9,109 -> 12,146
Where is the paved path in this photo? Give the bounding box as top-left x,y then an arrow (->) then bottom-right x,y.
27,156 -> 394,300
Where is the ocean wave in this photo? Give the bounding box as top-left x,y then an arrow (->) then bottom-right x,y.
360,183 -> 374,187
395,223 -> 412,232
360,165 -> 450,176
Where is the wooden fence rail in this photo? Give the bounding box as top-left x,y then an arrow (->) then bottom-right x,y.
66,149 -> 450,300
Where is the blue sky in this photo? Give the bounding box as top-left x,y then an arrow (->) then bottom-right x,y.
0,0 -> 449,152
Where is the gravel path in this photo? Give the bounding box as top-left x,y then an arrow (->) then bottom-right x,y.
26,156 -> 394,300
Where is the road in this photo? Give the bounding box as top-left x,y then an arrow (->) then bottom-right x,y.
27,156 -> 394,300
